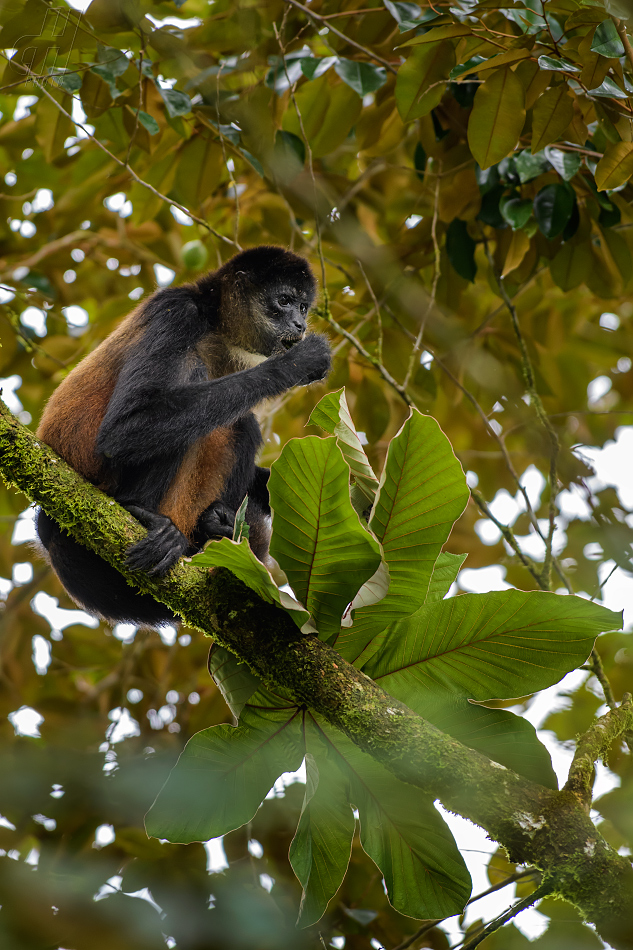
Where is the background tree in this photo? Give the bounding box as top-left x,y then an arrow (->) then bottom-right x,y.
0,1 -> 632,948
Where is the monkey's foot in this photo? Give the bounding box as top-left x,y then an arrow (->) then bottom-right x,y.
198,502 -> 235,541
125,507 -> 190,577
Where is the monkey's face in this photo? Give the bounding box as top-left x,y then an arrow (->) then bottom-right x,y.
244,281 -> 314,357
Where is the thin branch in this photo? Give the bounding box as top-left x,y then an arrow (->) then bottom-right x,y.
403,162 -> 441,391
357,260 -> 383,366
470,488 -> 544,587
390,870 -> 540,950
283,0 -> 398,73
564,694 -> 633,809
456,881 -> 554,950
482,238 -> 559,590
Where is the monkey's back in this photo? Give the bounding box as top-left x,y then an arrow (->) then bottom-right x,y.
37,310 -> 145,485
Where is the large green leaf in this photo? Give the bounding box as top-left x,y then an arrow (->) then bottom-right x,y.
334,59 -> 387,96
468,68 -> 526,169
145,706 -> 304,843
269,437 -> 381,639
320,726 -> 472,919
309,388 -> 379,504
364,590 -> 622,700
190,536 -> 311,630
335,411 -> 469,662
289,746 -> 355,927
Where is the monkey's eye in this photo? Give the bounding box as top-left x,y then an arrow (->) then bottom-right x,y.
277,295 -> 291,307
299,303 -> 307,314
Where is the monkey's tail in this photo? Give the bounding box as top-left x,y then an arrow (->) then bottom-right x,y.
36,509 -> 177,628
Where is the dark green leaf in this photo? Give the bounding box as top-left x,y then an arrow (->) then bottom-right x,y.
275,130 -> 306,165
450,56 -> 486,80
514,150 -> 551,183
414,141 -> 427,179
500,194 -> 533,230
334,59 -> 388,97
137,110 -> 159,135
533,183 -> 575,238
537,55 -> 580,72
477,184 -> 507,228
446,218 -> 477,281
300,56 -> 337,81
599,202 -> 621,227
159,87 -> 193,118
590,76 -> 628,98
384,0 -> 423,32
49,69 -> 82,93
544,147 -> 581,181
591,20 -> 625,58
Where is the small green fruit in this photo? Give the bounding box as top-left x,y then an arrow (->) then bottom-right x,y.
181,240 -> 208,270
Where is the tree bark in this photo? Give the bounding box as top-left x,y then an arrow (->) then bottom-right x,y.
1,400 -> 631,948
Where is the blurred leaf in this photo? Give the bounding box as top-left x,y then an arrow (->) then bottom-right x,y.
334,59 -> 387,97
159,87 -> 193,118
500,194 -> 533,231
533,183 -> 575,238
446,218 -> 477,281
395,41 -> 456,122
384,0 -> 424,32
595,141 -> 633,190
531,85 -> 574,153
468,68 -> 526,169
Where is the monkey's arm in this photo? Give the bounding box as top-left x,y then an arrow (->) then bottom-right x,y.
97,333 -> 331,465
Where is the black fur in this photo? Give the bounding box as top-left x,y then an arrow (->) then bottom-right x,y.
36,246 -> 331,626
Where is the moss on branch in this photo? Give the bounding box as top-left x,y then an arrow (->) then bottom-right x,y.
1,399 -> 632,948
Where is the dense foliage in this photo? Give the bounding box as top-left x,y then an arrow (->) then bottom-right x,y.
0,0 -> 632,947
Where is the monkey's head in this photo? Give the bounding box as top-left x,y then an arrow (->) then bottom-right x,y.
215,246 -> 317,356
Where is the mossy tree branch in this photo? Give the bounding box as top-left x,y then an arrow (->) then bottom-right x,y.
0,400 -> 632,948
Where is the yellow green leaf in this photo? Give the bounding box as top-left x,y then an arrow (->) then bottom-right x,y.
395,41 -> 456,122
467,68 -> 525,170
531,84 -> 575,153
457,47 -> 531,79
399,23 -> 472,46
35,91 -> 73,163
595,141 -> 633,190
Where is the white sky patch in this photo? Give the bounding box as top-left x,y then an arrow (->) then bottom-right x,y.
458,564 -> 512,592
32,591 -> 99,633
106,708 -> 141,744
205,836 -> 229,873
587,375 -> 612,405
93,824 -> 115,849
32,189 -> 54,212
32,635 -> 51,675
8,706 -> 44,737
154,264 -> 176,286
63,305 -> 89,328
266,759 -> 306,798
20,307 -> 47,337
170,206 -> 193,226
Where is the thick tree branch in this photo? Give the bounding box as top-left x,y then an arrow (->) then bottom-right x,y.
0,400 -> 632,949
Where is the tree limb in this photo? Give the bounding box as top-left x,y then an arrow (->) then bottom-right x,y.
0,400 -> 632,949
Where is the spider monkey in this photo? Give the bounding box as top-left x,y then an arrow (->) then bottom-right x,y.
36,245 -> 331,626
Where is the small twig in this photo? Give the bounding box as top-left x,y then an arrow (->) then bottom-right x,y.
455,881 -> 553,950
390,870 -> 540,950
615,18 -> 633,76
124,37 -> 146,166
470,488 -> 544,587
283,0 -> 398,73
403,162 -> 442,391
357,260 -> 383,366
565,694 -> 633,809
482,238 -> 559,590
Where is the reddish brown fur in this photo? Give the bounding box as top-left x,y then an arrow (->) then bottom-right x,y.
159,427 -> 235,538
37,311 -> 145,488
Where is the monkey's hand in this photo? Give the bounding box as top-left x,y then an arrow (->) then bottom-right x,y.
197,502 -> 235,542
277,333 -> 331,385
124,506 -> 190,577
